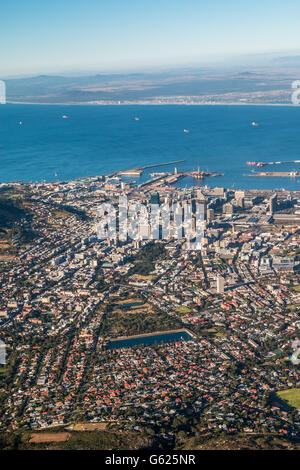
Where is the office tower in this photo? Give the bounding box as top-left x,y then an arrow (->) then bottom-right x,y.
150,192 -> 160,206
269,194 -> 277,215
207,208 -> 215,222
216,275 -> 224,294
223,202 -> 233,214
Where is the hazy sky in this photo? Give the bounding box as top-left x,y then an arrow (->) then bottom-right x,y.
1,0 -> 300,76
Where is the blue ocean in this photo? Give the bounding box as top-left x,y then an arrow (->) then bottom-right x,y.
1,104 -> 300,190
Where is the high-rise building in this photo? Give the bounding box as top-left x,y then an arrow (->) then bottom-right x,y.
269,194 -> 277,215
150,192 -> 160,206
223,202 -> 233,214
216,275 -> 224,294
139,220 -> 150,240
236,197 -> 244,209
213,187 -> 225,197
235,190 -> 245,200
194,191 -> 207,221
207,208 -> 215,222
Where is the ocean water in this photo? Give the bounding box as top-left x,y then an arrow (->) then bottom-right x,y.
1,104 -> 300,190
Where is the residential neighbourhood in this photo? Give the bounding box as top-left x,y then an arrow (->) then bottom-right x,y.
0,175 -> 299,446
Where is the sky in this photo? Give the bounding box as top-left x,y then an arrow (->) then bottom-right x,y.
1,0 -> 300,77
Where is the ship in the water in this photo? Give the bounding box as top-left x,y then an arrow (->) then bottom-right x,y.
251,121 -> 259,127
62,115 -> 69,119
183,129 -> 190,133
134,117 -> 140,121
246,161 -> 264,167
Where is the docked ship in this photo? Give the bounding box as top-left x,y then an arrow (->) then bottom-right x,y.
150,172 -> 168,177
246,162 -> 257,166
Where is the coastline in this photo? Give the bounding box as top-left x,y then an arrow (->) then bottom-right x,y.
6,100 -> 299,107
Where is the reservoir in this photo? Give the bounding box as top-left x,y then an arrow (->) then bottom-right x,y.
119,301 -> 144,309
106,329 -> 195,350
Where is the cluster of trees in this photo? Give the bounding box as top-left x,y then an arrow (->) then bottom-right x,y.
0,197 -> 27,228
51,203 -> 90,221
128,242 -> 167,276
102,310 -> 182,338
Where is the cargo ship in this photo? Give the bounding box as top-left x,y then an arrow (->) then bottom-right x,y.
246,161 -> 264,167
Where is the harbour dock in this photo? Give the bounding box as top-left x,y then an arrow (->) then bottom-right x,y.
117,160 -> 186,176
246,159 -> 300,168
246,171 -> 300,177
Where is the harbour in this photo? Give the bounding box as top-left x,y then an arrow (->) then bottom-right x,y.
117,159 -> 186,177
246,160 -> 300,168
2,104 -> 300,191
246,171 -> 300,177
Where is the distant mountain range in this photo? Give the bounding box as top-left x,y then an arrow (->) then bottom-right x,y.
3,56 -> 300,104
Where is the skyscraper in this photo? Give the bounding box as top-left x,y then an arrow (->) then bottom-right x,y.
216,275 -> 224,294
269,194 -> 277,215
150,192 -> 160,206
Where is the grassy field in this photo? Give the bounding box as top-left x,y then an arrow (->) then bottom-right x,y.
29,433 -> 70,443
68,422 -> 107,431
112,301 -> 153,315
52,209 -> 72,219
132,274 -> 155,281
277,388 -> 300,410
0,429 -> 154,450
116,297 -> 144,305
175,306 -> 192,315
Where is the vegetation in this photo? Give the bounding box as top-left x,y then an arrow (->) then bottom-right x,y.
101,310 -> 183,338
1,428 -> 299,450
52,203 -> 90,221
277,388 -> 300,410
175,306 -> 192,315
0,430 -> 155,450
0,197 -> 27,228
128,242 -> 167,276
179,433 -> 300,450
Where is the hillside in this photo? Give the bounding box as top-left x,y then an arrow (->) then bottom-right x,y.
180,434 -> 300,450
0,198 -> 26,228
4,55 -> 300,104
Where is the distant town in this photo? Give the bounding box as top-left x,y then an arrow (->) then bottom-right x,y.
0,167 -> 299,449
